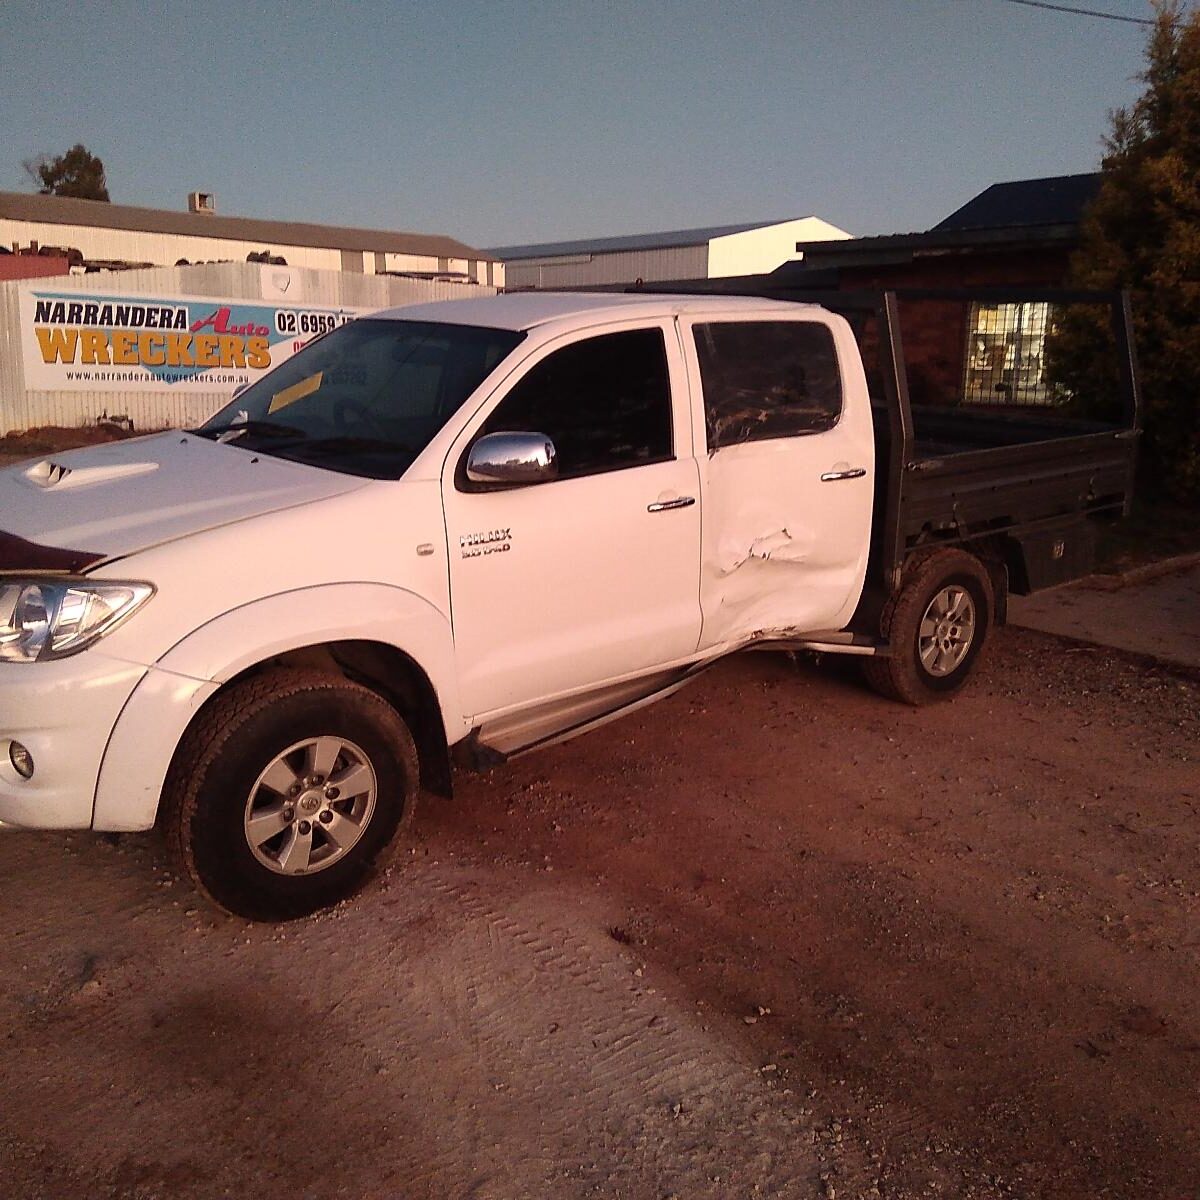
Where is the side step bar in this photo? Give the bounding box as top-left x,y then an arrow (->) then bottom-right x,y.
454,634 -> 887,771
757,631 -> 887,658
458,660 -> 716,768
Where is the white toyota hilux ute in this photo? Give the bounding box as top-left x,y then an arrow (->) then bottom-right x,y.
0,290 -> 1136,919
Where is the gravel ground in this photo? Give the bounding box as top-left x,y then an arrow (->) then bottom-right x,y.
2,627 -> 1198,1200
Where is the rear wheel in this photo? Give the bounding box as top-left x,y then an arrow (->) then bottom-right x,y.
161,669 -> 418,920
863,548 -> 994,705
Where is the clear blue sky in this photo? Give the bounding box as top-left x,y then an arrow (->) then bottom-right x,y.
0,0 -> 1159,248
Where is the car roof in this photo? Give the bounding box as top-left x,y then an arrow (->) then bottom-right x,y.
371,291 -> 822,331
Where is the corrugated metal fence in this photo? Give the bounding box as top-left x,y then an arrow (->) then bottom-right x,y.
0,263 -> 495,435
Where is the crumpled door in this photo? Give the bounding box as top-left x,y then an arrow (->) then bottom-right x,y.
681,311 -> 876,649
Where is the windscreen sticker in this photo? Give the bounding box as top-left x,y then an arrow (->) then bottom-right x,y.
268,372 -> 323,414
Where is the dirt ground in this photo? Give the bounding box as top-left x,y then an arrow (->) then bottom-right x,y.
2,629 -> 1198,1199
0,424 -> 139,463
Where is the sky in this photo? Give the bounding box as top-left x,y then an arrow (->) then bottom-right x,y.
0,0 -> 1163,249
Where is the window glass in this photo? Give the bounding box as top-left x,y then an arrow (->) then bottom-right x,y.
963,301 -> 1053,405
199,319 -> 524,479
694,321 -> 842,450
481,328 -> 672,479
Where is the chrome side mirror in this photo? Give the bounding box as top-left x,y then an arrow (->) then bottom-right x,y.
466,431 -> 559,486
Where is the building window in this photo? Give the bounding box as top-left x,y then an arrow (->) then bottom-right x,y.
480,329 -> 672,479
693,321 -> 843,451
962,302 -> 1053,406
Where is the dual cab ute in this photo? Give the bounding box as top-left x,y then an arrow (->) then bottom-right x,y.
0,289 -> 1139,918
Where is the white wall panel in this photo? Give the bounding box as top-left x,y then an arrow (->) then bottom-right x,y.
706,217 -> 851,278
0,218 -> 495,284
0,218 -> 349,271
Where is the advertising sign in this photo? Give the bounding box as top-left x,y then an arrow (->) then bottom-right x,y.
19,286 -> 369,394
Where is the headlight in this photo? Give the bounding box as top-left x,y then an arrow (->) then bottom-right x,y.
0,579 -> 154,663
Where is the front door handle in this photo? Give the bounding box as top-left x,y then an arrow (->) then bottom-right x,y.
820,467 -> 867,482
647,496 -> 696,512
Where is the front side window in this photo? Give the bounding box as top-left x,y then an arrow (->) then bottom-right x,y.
196,319 -> 525,479
478,328 -> 672,480
694,321 -> 843,451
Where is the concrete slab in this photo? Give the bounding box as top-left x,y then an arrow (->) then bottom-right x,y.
1008,562 -> 1200,668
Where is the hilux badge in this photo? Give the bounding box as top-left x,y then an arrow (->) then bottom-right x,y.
460,528 -> 512,558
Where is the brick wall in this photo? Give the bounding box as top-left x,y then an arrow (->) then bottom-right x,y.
0,254 -> 72,281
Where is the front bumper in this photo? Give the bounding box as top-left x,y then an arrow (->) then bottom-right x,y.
0,654 -> 146,829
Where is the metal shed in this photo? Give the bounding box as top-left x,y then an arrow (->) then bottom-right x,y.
489,216 -> 850,289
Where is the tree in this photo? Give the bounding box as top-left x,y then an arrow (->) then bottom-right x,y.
1050,2 -> 1200,501
24,144 -> 110,201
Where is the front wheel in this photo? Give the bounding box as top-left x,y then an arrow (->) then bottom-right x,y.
863,548 -> 994,705
161,669 -> 419,920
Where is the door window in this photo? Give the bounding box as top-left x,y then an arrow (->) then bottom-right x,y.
694,321 -> 842,451
478,328 -> 672,479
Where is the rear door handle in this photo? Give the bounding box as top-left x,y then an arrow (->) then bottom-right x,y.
820,467 -> 867,482
647,496 -> 696,512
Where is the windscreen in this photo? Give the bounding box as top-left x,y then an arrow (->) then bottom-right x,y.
196,318 -> 525,479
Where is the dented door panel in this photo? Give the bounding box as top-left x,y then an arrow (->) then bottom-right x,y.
682,311 -> 875,648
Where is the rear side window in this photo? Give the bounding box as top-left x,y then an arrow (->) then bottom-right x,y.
694,321 -> 843,450
481,328 -> 672,479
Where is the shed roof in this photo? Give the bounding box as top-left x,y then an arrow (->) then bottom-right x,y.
794,172 -> 1103,266
933,172 -> 1102,232
487,219 -> 792,261
0,191 -> 497,261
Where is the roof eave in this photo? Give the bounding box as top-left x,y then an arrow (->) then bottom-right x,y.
796,222 -> 1081,263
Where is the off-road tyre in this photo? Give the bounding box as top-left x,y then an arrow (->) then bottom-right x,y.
160,669 -> 419,921
863,548 -> 994,705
